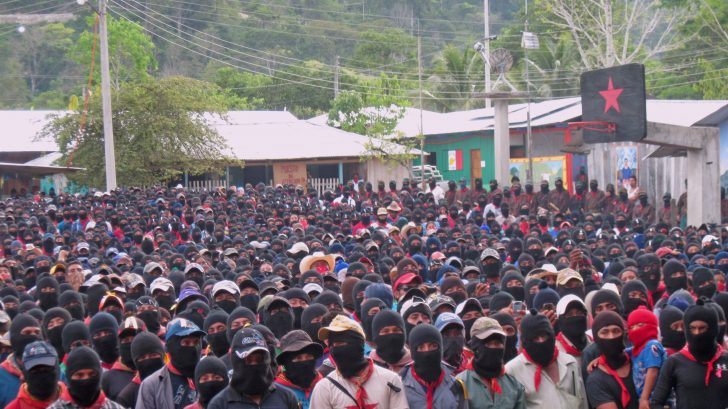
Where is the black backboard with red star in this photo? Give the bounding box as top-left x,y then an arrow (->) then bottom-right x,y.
580,63 -> 646,143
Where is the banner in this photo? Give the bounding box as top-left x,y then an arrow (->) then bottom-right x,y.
273,162 -> 308,187
448,150 -> 462,171
510,156 -> 568,190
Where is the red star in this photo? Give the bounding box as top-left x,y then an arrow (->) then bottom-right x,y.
599,76 -> 624,114
345,404 -> 378,409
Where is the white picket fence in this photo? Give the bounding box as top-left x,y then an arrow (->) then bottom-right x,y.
309,178 -> 339,195
188,179 -> 227,192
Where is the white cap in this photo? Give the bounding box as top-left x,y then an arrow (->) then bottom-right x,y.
303,283 -> 323,295
212,280 -> 240,298
556,294 -> 587,316
150,277 -> 174,293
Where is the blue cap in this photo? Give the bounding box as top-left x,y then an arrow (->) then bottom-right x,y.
165,317 -> 206,341
22,340 -> 58,370
176,287 -> 208,305
435,312 -> 464,333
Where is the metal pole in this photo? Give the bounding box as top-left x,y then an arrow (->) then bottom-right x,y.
484,0 -> 491,108
418,23 -> 425,191
524,0 -> 533,183
99,0 -> 116,191
334,55 -> 340,98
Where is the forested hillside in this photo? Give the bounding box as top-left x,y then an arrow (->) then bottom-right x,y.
1,0 -> 726,117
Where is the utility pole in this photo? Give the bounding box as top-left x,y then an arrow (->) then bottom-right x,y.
524,0 -> 533,183
99,0 -> 117,191
483,0 -> 491,108
418,22 -> 425,192
334,55 -> 340,98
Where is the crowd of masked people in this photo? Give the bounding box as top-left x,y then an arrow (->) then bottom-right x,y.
0,175 -> 726,409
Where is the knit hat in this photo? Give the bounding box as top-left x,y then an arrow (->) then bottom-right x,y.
590,289 -> 623,317
408,323 -> 442,350
372,310 -> 405,339
226,307 -> 257,342
131,331 -> 165,362
532,284 -> 560,311
61,321 -> 90,353
89,312 -> 118,336
489,291 -> 514,313
203,309 -> 229,332
364,283 -> 394,309
194,355 -> 229,387
65,346 -> 101,378
440,276 -> 466,295
520,310 -> 554,341
592,310 -> 624,337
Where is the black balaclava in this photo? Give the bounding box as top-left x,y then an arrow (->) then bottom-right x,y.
85,284 -> 108,317
239,291 -> 260,313
10,314 -> 40,359
23,342 -> 59,401
507,239 -> 523,264
230,329 -> 274,396
409,324 -> 443,383
66,346 -> 103,407
194,356 -> 229,408
89,312 -> 119,365
42,307 -> 72,359
250,324 -> 279,374
693,268 -> 717,299
491,313 -> 518,363
301,304 -> 328,347
61,321 -> 90,355
204,310 -> 230,357
361,299 -> 387,342
403,302 -> 433,338
706,302 -> 726,345
59,291 -> 85,321
659,305 -> 685,351
131,331 -> 165,380
277,332 -> 322,389
182,300 -> 210,331
621,280 -> 650,316
469,326 -> 506,379
36,276 -> 59,311
440,320 -> 465,369
372,310 -> 406,364
329,330 -> 368,378
500,272 -> 525,302
524,279 -> 542,309
262,301 -> 294,339
592,311 -> 628,369
590,289 -> 624,317
520,310 -> 556,367
282,288 -> 311,329
684,299 -> 720,362
557,302 -> 588,351
663,260 -> 688,294
4,295 -> 19,319
226,307 -> 257,342
352,280 -> 373,318
136,298 -> 161,335
313,291 -> 344,312
166,333 -> 201,379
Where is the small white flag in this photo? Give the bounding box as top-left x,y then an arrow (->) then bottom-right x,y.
521,32 -> 540,49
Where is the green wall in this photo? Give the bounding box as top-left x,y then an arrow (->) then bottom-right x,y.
417,131 -> 495,185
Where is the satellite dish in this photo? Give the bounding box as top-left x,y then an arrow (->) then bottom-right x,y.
489,48 -> 513,75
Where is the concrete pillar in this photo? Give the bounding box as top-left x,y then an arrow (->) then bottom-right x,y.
338,162 -> 344,184
687,129 -> 720,225
493,99 -> 510,185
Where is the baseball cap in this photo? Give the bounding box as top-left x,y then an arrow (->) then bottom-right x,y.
400,296 -> 431,318
184,263 -> 204,275
318,315 -> 365,341
556,268 -> 583,286
119,317 -> 146,337
434,312 -> 464,332
556,294 -> 587,316
428,295 -> 456,312
143,262 -> 163,275
480,248 -> 500,261
302,283 -> 323,296
470,317 -> 506,340
223,247 -> 239,257
165,317 -> 206,341
231,328 -> 269,360
212,280 -> 240,298
393,273 -> 422,291
455,298 -> 483,316
22,340 -> 58,370
150,277 -> 174,293
288,242 -> 309,255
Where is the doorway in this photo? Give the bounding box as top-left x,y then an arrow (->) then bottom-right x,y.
470,149 -> 481,185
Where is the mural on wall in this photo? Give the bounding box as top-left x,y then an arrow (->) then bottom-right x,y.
615,143 -> 638,189
510,156 -> 568,190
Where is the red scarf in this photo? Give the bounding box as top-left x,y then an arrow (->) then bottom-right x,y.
556,333 -> 582,356
59,387 -> 107,409
275,372 -> 322,398
0,356 -> 23,380
521,347 -> 559,391
342,358 -> 375,409
411,366 -> 445,409
597,353 -> 631,408
679,344 -> 724,386
477,367 -> 505,398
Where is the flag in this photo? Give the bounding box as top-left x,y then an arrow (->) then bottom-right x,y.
448,150 -> 462,171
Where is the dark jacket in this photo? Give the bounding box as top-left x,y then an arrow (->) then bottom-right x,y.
206,385 -> 300,409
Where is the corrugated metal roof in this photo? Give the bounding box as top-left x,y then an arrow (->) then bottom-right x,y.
646,100 -> 728,128
1,110 -> 62,152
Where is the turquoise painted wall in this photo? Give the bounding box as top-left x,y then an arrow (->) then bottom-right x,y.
417,132 -> 495,185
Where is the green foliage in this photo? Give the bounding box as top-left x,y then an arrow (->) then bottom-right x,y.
39,77 -> 241,188
426,45 -> 484,112
69,15 -> 157,90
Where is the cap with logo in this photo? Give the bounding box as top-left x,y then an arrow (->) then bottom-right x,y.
165,317 -> 206,341
470,317 -> 506,340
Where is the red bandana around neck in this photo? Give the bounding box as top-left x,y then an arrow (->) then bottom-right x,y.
597,353 -> 631,408
478,367 -> 505,398
411,366 -> 445,409
345,358 -> 375,409
522,347 -> 559,391
556,333 -> 582,356
679,344 -> 724,386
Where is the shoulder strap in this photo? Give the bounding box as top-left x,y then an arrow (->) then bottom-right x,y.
325,376 -> 360,409
451,377 -> 468,401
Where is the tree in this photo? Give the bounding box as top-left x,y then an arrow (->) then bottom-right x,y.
17,23 -> 74,97
536,0 -> 690,70
327,77 -> 421,178
69,15 -> 157,90
39,77 -> 242,187
426,44 -> 484,112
